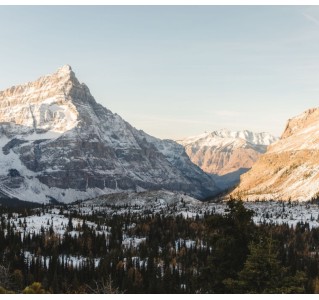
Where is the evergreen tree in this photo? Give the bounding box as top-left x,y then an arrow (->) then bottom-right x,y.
224,238 -> 306,293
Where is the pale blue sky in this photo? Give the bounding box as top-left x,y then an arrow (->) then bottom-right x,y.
1,6 -> 319,139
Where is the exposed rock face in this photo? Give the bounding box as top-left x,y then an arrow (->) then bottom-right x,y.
0,65 -> 218,203
0,65 -> 79,134
231,108 -> 319,201
176,130 -> 277,189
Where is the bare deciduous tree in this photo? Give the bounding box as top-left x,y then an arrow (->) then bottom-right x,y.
86,276 -> 121,294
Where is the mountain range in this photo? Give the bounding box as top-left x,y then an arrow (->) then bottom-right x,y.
2,65 -> 319,204
176,130 -> 277,189
0,65 -> 218,203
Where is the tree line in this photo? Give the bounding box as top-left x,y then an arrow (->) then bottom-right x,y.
0,200 -> 318,293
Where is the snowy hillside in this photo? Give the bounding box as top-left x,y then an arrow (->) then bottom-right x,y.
232,108 -> 319,201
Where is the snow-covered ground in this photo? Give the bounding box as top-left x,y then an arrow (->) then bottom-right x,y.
84,191 -> 319,229
3,192 -> 319,273
24,251 -> 101,269
3,191 -> 319,254
5,210 -> 110,238
5,193 -> 319,240
246,201 -> 319,229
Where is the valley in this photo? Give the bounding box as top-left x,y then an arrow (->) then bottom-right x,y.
0,66 -> 319,294
3,5 -> 319,295
0,192 -> 318,293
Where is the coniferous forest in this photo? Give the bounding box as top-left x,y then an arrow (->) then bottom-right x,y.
0,199 -> 319,293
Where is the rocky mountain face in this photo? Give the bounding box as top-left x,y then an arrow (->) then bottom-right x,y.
176,130 -> 277,189
0,65 -> 218,203
231,108 -> 319,201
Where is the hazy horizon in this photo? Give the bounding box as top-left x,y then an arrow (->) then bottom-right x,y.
1,6 -> 319,139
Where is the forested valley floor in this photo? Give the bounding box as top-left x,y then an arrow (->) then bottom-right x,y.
0,198 -> 319,294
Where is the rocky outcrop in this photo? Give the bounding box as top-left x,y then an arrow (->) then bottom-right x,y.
231,108 -> 319,201
0,65 -> 218,203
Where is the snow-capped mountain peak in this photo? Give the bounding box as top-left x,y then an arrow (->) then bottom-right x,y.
56,64 -> 73,75
176,130 -> 278,190
0,66 -> 218,203
178,129 -> 276,148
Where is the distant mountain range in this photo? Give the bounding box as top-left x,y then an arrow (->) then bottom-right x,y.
176,129 -> 277,190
